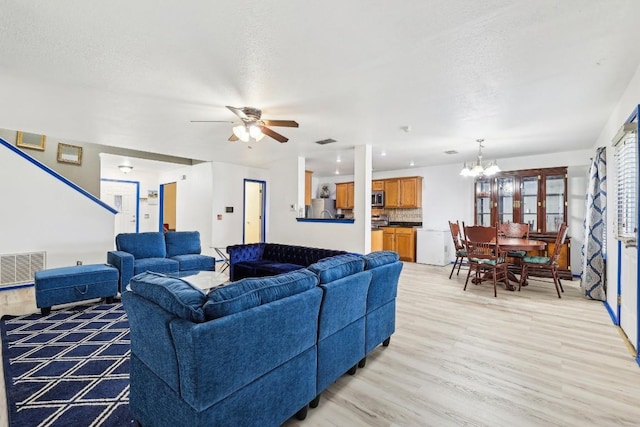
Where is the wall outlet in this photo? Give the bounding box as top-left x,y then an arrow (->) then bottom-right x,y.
76,260 -> 83,266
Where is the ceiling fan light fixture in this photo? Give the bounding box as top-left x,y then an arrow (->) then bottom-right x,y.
233,124 -> 250,142
248,124 -> 263,140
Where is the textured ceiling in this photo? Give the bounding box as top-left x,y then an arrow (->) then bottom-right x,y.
1,1 -> 639,176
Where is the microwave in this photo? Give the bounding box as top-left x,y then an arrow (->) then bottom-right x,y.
372,191 -> 385,207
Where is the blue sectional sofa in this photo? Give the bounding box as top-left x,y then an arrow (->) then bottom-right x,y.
108,231 -> 215,291
226,242 -> 347,281
121,251 -> 402,426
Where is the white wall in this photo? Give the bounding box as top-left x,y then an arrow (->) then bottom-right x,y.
159,162 -> 215,255
208,161 -> 270,249
0,139 -> 114,273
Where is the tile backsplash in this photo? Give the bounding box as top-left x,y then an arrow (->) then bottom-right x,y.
384,208 -> 423,222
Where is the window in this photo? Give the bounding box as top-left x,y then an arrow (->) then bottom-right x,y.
614,122 -> 637,246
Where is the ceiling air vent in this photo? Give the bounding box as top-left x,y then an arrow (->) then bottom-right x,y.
315,138 -> 337,145
444,150 -> 459,155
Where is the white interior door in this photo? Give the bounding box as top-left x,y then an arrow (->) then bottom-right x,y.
244,181 -> 264,244
101,180 -> 138,236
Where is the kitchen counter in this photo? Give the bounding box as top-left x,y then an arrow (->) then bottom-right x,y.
296,218 -> 355,224
388,222 -> 422,227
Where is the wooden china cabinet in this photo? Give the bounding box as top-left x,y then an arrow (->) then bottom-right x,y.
474,166 -> 572,279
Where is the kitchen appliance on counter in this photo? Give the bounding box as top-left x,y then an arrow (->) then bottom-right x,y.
371,214 -> 389,229
416,229 -> 450,266
310,198 -> 337,218
371,190 -> 385,207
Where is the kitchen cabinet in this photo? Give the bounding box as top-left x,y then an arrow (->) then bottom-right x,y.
372,180 -> 385,191
381,227 -> 416,262
305,170 -> 313,206
336,182 -> 354,209
473,166 -> 571,279
371,229 -> 383,252
384,177 -> 422,208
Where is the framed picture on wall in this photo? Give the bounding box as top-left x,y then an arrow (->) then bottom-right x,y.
16,131 -> 46,151
57,143 -> 83,165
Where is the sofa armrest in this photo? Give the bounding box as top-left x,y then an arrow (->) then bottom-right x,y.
107,250 -> 134,292
226,243 -> 265,281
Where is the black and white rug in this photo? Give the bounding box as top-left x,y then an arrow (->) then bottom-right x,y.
1,303 -> 134,426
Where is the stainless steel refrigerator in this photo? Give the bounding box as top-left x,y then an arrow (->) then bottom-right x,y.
310,198 -> 336,218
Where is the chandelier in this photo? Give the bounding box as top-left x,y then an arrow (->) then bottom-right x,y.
460,139 -> 501,177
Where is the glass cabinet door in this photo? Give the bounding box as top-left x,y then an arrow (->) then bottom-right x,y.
475,179 -> 492,226
496,177 -> 514,224
545,174 -> 566,233
520,176 -> 539,232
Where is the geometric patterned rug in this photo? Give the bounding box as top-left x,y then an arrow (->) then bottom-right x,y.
1,303 -> 134,426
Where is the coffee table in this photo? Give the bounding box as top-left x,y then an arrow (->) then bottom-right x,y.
169,270 -> 229,293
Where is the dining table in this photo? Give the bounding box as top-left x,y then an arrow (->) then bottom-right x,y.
471,237 -> 547,291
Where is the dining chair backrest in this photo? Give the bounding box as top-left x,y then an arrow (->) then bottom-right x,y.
499,222 -> 530,239
448,220 -> 465,251
463,225 -> 501,262
549,223 -> 569,264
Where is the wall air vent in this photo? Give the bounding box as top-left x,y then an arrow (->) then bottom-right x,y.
0,251 -> 46,286
315,138 -> 337,145
444,150 -> 459,155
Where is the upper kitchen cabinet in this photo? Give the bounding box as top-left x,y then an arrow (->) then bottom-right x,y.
372,180 -> 385,191
336,181 -> 354,209
384,176 -> 423,208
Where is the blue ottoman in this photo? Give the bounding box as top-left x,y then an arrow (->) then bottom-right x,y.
34,264 -> 119,315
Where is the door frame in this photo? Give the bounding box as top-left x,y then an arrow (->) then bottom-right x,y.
100,178 -> 140,233
243,179 -> 266,243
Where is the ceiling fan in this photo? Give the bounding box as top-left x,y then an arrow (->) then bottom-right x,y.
191,106 -> 299,143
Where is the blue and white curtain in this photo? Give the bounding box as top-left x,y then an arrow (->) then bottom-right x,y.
581,147 -> 607,300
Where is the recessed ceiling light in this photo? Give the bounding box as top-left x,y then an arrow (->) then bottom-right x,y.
335,169 -> 340,175
336,157 -> 341,163
381,151 -> 386,156
409,161 -> 415,167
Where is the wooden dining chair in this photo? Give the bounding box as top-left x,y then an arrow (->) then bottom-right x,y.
448,220 -> 467,279
462,225 -> 509,297
518,223 -> 568,298
498,222 -> 530,259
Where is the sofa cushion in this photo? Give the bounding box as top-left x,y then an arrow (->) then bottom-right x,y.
171,254 -> 215,271
129,271 -> 206,323
165,231 -> 202,257
363,251 -> 400,269
116,232 -> 167,259
255,262 -> 304,276
133,258 -> 179,275
203,269 -> 318,319
307,254 -> 365,284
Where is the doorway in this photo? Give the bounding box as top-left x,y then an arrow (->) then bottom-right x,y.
243,179 -> 266,244
160,182 -> 177,232
100,179 -> 140,236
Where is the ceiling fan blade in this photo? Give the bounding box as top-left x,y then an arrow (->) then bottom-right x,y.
226,106 -> 248,120
260,126 -> 288,143
262,120 -> 299,128
228,134 -> 239,142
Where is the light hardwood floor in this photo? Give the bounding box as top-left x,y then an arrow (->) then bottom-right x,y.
2,263 -> 640,427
